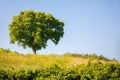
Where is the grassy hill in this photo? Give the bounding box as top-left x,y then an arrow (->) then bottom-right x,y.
0,48 -> 120,80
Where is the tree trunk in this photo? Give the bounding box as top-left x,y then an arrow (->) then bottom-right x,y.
32,48 -> 36,54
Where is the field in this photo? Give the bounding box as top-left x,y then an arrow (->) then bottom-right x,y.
0,48 -> 120,80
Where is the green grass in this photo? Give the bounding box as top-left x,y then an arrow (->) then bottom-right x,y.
0,53 -> 72,70
0,48 -> 118,70
0,51 -> 117,71
0,48 -> 120,80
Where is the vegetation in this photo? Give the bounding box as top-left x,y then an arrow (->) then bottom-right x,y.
0,48 -> 120,80
9,10 -> 64,54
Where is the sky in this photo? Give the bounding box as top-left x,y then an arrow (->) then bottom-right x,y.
0,0 -> 120,61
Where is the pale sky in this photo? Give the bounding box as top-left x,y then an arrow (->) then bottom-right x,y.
0,0 -> 120,61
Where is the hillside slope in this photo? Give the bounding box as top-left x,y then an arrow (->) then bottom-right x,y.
0,48 -> 120,80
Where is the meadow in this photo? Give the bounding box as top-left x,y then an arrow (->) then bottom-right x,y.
0,48 -> 120,80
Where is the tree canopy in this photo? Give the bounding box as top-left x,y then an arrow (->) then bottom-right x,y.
9,10 -> 64,54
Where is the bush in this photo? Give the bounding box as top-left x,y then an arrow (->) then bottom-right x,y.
0,62 -> 120,80
0,48 -> 18,54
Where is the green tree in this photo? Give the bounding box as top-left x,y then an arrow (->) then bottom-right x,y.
9,10 -> 64,54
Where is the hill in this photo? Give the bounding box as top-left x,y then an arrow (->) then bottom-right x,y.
0,48 -> 120,80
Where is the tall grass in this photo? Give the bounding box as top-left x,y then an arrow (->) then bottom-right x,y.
0,48 -> 118,71
0,48 -> 120,79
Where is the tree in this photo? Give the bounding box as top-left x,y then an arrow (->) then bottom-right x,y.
9,10 -> 64,54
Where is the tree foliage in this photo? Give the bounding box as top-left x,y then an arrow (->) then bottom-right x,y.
9,10 -> 64,54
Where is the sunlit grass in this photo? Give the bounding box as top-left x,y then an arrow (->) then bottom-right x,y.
0,48 -> 118,72
0,48 -> 119,79
0,53 -> 73,71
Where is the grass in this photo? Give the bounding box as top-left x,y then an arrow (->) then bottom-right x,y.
0,52 -> 73,71
0,48 -> 118,71
0,48 -> 120,80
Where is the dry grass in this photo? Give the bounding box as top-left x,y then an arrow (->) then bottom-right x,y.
0,50 -> 118,71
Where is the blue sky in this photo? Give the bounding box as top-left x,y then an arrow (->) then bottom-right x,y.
0,0 -> 120,61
